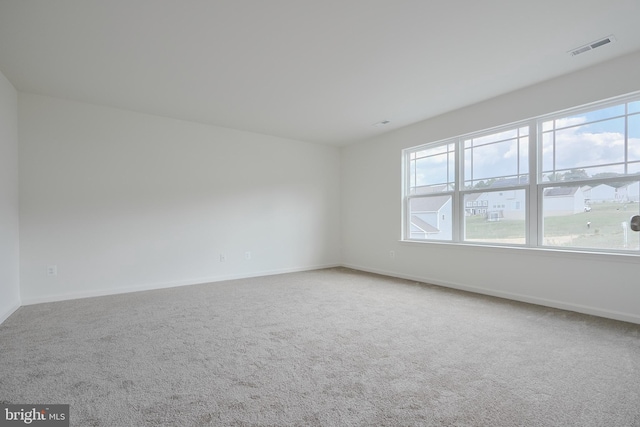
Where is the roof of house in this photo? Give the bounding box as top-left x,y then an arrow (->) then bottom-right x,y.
410,215 -> 439,233
544,186 -> 580,197
588,183 -> 615,190
465,193 -> 482,202
487,176 -> 529,188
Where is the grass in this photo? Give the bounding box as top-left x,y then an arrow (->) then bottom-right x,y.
465,202 -> 640,250
465,217 -> 525,242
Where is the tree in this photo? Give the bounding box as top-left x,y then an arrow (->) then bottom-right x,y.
592,172 -> 628,189
545,173 -> 560,182
561,169 -> 589,181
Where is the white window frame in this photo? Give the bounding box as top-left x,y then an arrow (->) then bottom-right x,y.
402,91 -> 640,255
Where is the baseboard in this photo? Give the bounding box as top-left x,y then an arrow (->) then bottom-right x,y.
341,263 -> 640,325
0,302 -> 21,325
17,262 -> 640,325
21,263 -> 341,306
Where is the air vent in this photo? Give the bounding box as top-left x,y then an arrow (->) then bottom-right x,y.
569,35 -> 616,57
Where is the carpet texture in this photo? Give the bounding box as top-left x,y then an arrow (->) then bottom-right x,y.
1,267 -> 639,426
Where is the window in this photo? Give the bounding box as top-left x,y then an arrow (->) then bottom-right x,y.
403,92 -> 640,253
407,143 -> 455,241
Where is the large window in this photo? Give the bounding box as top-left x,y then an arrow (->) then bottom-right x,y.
403,92 -> 640,253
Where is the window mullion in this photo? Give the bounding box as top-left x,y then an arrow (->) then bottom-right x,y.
529,120 -> 539,247
625,102 -> 629,175
453,138 -> 462,242
403,154 -> 411,240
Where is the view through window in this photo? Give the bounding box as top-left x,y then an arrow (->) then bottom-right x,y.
404,93 -> 640,253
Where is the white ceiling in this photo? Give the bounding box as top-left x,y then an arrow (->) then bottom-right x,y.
1,1 -> 639,146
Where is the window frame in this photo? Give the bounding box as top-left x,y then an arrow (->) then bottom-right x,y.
402,91 -> 640,255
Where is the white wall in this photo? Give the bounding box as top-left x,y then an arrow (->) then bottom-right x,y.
19,94 -> 341,304
0,69 -> 20,322
342,50 -> 640,324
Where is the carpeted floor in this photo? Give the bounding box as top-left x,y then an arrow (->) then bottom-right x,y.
1,267 -> 639,426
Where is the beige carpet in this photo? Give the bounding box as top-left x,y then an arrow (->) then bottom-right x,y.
1,267 -> 639,426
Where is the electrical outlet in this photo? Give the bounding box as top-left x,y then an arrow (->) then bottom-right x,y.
389,251 -> 395,259
244,251 -> 251,260
219,254 -> 226,262
47,265 -> 58,276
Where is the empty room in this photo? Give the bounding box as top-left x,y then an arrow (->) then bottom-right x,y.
1,1 -> 639,426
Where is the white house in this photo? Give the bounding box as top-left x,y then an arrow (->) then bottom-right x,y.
627,181 -> 640,202
479,189 -> 526,221
543,186 -> 586,216
584,182 -> 640,203
410,195 -> 452,240
464,193 -> 488,216
465,178 -> 528,221
585,184 -> 618,203
613,181 -> 640,202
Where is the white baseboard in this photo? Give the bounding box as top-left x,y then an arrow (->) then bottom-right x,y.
20,263 -> 341,306
16,262 -> 640,325
341,263 -> 640,325
0,302 -> 21,325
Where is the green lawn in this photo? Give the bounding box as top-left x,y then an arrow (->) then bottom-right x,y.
465,217 -> 525,241
465,202 -> 640,249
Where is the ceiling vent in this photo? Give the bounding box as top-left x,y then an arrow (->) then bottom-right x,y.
569,35 -> 616,57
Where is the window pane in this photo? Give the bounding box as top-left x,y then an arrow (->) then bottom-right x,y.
415,156 -> 448,186
542,182 -> 640,251
448,151 -> 455,183
410,143 -> 454,188
556,104 -> 625,130
409,160 -> 415,186
414,143 -> 452,158
471,139 -> 518,179
628,101 -> 640,114
554,118 -> 625,171
629,114 -> 640,162
463,189 -> 526,245
464,129 -> 527,185
541,132 -> 554,174
470,129 -> 518,147
464,149 -> 472,183
409,196 -> 453,240
519,137 -> 529,175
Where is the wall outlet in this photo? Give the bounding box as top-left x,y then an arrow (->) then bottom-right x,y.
389,251 -> 395,259
47,265 -> 58,276
244,251 -> 251,260
219,254 -> 226,262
